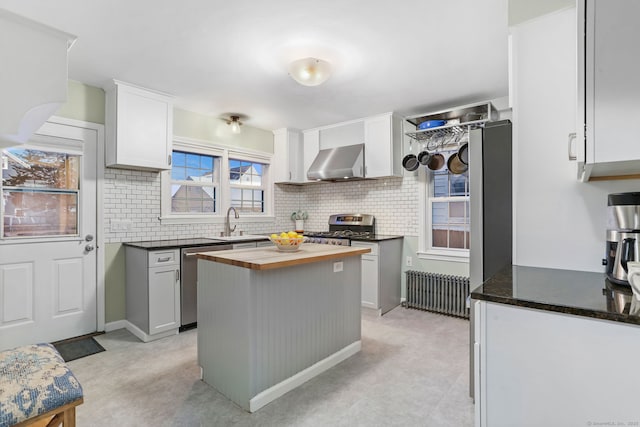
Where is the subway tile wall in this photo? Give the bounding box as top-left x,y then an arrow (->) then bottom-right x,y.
280,177 -> 420,235
104,168 -> 420,243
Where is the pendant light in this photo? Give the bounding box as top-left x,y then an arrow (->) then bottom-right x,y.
288,57 -> 332,87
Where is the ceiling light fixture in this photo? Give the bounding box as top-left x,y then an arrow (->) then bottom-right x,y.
288,57 -> 331,87
226,115 -> 242,134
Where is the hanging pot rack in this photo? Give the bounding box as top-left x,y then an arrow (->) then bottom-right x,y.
404,102 -> 497,151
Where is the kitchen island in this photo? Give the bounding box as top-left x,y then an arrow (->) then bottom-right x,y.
471,265 -> 640,427
195,243 -> 370,412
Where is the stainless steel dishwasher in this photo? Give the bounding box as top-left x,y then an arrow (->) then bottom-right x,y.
180,244 -> 232,330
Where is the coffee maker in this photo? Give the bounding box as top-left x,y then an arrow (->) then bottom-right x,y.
606,192 -> 640,285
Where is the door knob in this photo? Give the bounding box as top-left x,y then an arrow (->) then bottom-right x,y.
85,234 -> 94,242
85,245 -> 95,252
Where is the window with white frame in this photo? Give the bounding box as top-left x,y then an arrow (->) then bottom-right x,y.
160,138 -> 272,223
170,150 -> 220,214
420,149 -> 470,259
229,159 -> 265,213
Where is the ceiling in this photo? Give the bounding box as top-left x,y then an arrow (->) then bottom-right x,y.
0,0 -> 509,131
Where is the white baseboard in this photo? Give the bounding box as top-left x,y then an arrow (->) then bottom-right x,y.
104,319 -> 127,332
249,340 -> 361,413
125,321 -> 178,343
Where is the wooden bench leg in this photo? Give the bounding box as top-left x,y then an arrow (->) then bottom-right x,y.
62,406 -> 76,427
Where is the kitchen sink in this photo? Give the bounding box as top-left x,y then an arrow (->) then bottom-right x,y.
213,234 -> 268,241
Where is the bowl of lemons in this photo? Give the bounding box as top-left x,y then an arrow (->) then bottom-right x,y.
269,231 -> 305,251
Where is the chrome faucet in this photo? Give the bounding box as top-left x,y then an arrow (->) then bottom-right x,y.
224,206 -> 239,236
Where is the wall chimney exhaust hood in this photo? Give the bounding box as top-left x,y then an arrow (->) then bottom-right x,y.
307,143 -> 365,181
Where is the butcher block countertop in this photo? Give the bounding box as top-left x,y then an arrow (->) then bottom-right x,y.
194,243 -> 370,270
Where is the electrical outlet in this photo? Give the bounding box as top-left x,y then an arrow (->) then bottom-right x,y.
333,261 -> 343,272
406,256 -> 413,267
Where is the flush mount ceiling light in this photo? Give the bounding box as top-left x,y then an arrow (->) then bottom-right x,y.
288,57 -> 332,86
226,115 -> 243,134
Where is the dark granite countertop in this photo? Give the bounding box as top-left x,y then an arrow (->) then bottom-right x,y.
124,238 -> 228,250
471,265 -> 640,326
349,235 -> 404,242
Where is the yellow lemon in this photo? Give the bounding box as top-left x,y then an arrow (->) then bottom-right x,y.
287,231 -> 298,238
270,234 -> 278,239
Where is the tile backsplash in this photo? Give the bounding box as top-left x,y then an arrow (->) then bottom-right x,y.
277,177 -> 420,236
104,168 -> 419,243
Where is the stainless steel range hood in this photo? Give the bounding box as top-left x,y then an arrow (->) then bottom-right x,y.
307,143 -> 365,181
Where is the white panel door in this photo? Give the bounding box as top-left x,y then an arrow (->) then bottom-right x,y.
0,121 -> 98,350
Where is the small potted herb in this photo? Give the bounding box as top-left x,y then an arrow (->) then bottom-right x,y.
291,210 -> 308,233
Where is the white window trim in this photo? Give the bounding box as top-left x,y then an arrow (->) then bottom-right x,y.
417,166 -> 470,263
159,136 -> 274,225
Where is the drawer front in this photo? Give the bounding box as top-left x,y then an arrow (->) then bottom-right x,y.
148,249 -> 179,267
350,241 -> 379,255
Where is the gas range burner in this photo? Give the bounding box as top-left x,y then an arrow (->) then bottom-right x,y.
305,213 -> 376,245
305,230 -> 372,239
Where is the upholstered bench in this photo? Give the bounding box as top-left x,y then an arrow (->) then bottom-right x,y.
0,343 -> 83,427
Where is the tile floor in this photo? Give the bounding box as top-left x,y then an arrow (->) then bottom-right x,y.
68,307 -> 474,426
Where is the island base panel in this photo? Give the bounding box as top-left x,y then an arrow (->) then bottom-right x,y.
197,256 -> 362,411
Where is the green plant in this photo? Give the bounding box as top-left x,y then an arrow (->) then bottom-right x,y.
291,210 -> 308,221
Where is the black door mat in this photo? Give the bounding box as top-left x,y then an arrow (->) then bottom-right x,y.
53,336 -> 106,362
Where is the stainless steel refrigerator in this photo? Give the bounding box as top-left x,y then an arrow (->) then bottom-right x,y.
468,119 -> 513,399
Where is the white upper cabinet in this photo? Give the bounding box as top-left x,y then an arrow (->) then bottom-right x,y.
302,129 -> 320,182
0,10 -> 76,148
578,0 -> 640,180
274,113 -> 401,183
364,113 -> 402,178
105,80 -> 174,171
272,128 -> 303,183
319,120 -> 364,150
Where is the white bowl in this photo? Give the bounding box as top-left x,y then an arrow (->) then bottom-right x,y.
269,236 -> 304,251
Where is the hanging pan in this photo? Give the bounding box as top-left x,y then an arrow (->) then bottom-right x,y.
457,143 -> 469,165
427,153 -> 445,171
447,152 -> 468,174
402,140 -> 419,171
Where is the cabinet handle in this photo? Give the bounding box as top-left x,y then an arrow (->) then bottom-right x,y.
168,154 -> 172,166
157,256 -> 171,262
289,171 -> 292,180
176,269 -> 180,281
568,132 -> 577,161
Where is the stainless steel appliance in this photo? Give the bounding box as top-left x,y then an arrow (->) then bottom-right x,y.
604,279 -> 633,314
606,192 -> 640,285
468,120 -> 513,399
180,244 -> 231,330
307,144 -> 365,181
304,214 -> 376,245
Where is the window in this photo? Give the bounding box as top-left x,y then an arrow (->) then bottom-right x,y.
229,159 -> 264,213
170,151 -> 219,214
420,149 -> 470,260
1,148 -> 80,238
160,137 -> 272,223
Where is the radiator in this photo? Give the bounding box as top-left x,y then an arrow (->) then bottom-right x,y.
405,271 -> 470,319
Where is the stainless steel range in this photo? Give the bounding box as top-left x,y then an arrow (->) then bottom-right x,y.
305,214 -> 375,245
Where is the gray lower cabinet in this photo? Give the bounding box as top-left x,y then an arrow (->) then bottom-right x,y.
350,239 -> 402,315
126,247 -> 181,342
